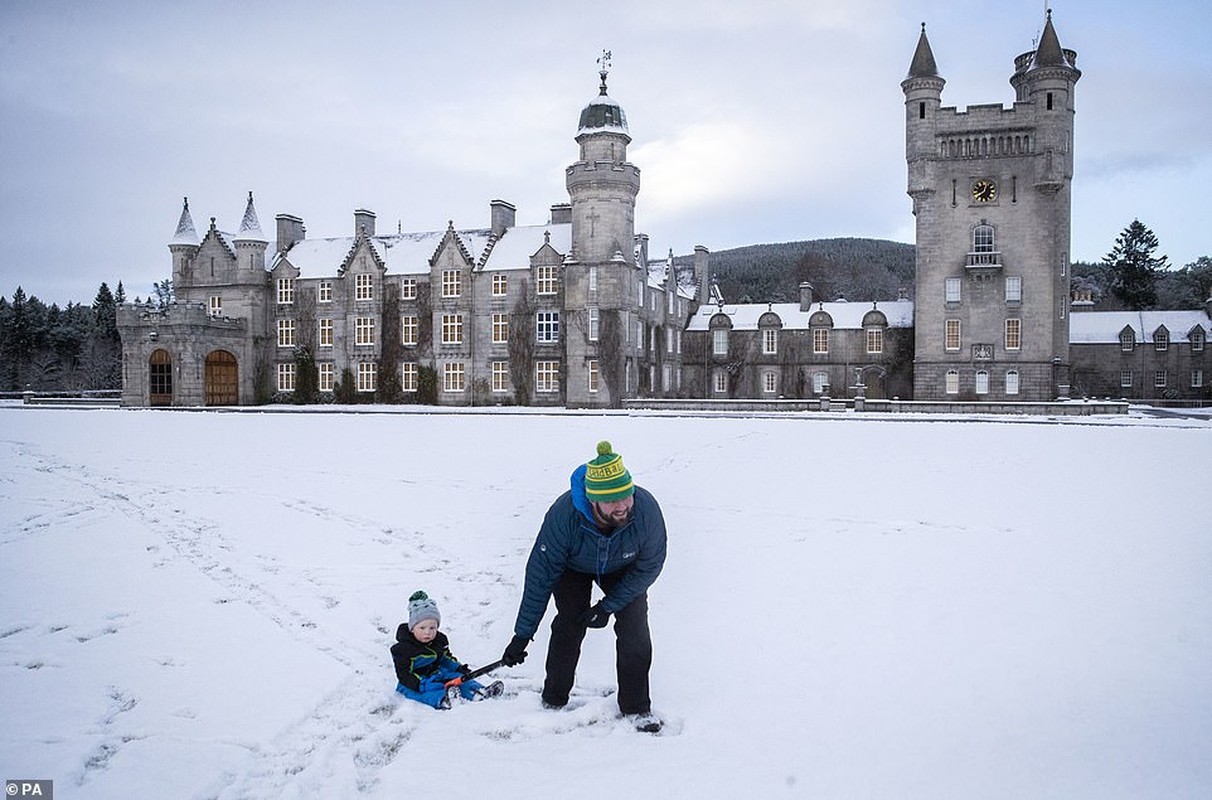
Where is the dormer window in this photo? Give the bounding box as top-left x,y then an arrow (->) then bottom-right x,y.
1119,328 -> 1135,352
1153,328 -> 1169,351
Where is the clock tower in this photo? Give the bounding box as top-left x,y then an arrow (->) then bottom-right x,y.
904,13 -> 1080,401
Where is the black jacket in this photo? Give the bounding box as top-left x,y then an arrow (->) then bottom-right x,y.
390,625 -> 463,691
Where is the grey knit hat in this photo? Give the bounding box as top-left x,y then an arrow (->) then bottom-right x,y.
408,590 -> 440,628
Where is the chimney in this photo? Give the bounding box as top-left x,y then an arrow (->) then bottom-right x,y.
694,245 -> 710,304
549,203 -> 572,225
635,233 -> 649,268
491,200 -> 516,236
275,214 -> 305,253
799,282 -> 815,311
354,209 -> 376,237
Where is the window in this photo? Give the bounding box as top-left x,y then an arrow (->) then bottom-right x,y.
662,364 -> 671,392
537,265 -> 558,295
666,326 -> 674,354
945,369 -> 960,394
763,371 -> 777,394
491,361 -> 509,393
588,308 -> 599,341
1120,369 -> 1133,388
813,328 -> 829,354
636,321 -> 643,352
945,277 -> 961,304
812,371 -> 829,395
355,273 -> 373,301
1005,319 -> 1021,351
441,314 -> 463,345
535,361 -> 559,393
866,327 -> 884,355
1155,370 -> 1168,389
401,315 -> 418,346
357,362 -> 376,392
1006,369 -> 1020,395
277,363 -> 296,392
1193,369 -> 1205,389
401,279 -> 417,300
492,313 -> 509,344
975,370 -> 989,395
492,274 -> 507,297
668,287 -> 675,314
319,363 -> 334,392
1119,329 -> 1135,352
588,360 -> 599,393
588,266 -> 598,294
1192,329 -> 1206,352
208,295 -> 222,317
536,311 -> 560,343
441,270 -> 461,298
443,362 -> 465,392
319,318 -> 333,347
149,350 -> 172,401
763,329 -> 778,355
973,224 -> 995,253
318,281 -> 333,303
277,319 -> 296,348
945,320 -> 961,351
713,328 -> 728,356
401,363 -> 418,393
713,370 -> 728,394
277,278 -> 294,305
355,316 -> 375,347
637,281 -> 644,308
1005,276 -> 1022,303
1153,329 -> 1169,351
626,361 -> 633,393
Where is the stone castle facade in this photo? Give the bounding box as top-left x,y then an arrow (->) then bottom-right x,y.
118,16 -> 1210,408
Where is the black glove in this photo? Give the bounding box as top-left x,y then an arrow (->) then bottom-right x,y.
459,663 -> 472,678
578,602 -> 610,628
502,635 -> 529,666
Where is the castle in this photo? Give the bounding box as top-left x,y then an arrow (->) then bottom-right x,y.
117,16 -> 1210,408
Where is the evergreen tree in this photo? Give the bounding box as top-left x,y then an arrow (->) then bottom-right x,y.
1104,219 -> 1168,310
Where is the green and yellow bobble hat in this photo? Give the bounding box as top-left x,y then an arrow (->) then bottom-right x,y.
584,440 -> 635,503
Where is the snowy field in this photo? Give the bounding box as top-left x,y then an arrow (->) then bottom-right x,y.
1,405 -> 1210,799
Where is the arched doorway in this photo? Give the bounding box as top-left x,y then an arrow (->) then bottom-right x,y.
205,350 -> 238,405
149,348 -> 173,406
859,366 -> 888,400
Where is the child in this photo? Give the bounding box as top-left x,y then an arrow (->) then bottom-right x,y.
391,590 -> 503,709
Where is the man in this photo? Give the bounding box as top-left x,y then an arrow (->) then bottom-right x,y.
502,440 -> 667,732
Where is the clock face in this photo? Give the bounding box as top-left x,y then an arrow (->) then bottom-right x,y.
972,179 -> 997,203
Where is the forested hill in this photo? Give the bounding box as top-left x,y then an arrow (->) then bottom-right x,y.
675,237 -> 916,305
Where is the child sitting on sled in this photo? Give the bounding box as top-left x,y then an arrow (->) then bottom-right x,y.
392,590 -> 503,709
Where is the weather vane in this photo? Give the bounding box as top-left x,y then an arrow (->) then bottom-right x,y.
597,49 -> 612,74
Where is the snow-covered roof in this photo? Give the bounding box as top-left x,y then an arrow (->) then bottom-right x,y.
169,199 -> 199,246
235,193 -> 266,242
687,300 -> 915,331
277,223 -> 570,277
1070,310 -> 1211,344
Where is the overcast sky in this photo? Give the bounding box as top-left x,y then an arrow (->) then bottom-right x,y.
2,0 -> 1209,307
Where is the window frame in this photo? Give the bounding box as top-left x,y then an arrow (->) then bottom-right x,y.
535,360 -> 560,393
401,314 -> 419,346
355,316 -> 375,347
441,314 -> 463,345
536,311 -> 560,344
1004,318 -> 1022,351
441,269 -> 462,298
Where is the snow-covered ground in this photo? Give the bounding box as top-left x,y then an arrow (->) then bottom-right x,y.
2,405 -> 1210,799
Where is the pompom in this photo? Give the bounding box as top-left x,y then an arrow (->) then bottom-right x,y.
409,590 -> 428,602
596,440 -> 613,456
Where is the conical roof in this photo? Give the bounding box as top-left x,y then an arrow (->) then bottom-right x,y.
1033,11 -> 1067,67
907,23 -> 940,78
236,191 -> 266,242
169,196 -> 199,246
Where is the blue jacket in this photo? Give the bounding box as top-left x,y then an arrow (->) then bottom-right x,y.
513,465 -> 667,640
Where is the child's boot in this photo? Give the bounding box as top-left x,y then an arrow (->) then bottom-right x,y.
474,680 -> 504,700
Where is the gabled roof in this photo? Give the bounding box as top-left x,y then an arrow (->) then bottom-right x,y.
1070,310 -> 1211,344
687,300 -> 915,332
479,223 -> 571,271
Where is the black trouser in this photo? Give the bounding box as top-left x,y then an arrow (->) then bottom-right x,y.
542,569 -> 653,715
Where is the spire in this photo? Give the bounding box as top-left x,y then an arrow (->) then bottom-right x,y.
907,23 -> 939,79
236,191 -> 266,242
1033,9 -> 1067,67
169,196 -> 199,246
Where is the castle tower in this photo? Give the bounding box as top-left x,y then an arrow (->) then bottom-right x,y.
905,13 -> 1080,401
564,53 -> 642,408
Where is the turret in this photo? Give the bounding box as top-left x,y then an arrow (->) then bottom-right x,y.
566,53 -> 641,265
233,191 -> 268,274
901,24 -> 946,199
169,196 -> 199,290
1012,11 -> 1081,192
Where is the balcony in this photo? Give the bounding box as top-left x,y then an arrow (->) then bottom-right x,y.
965,250 -> 1003,274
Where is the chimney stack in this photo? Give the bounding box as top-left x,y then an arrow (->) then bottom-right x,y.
354,209 -> 376,237
490,200 -> 516,236
550,203 -> 572,225
799,282 -> 815,311
275,214 -> 305,253
694,246 -> 710,304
